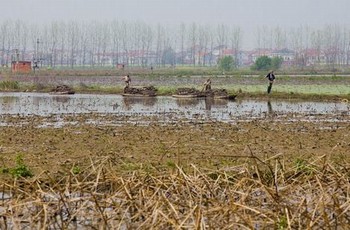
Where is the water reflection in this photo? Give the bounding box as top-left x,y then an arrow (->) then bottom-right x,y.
175,98 -> 201,107
52,96 -> 71,103
0,96 -> 17,104
0,96 -> 17,113
122,96 -> 157,110
267,100 -> 273,114
0,93 -> 348,123
204,98 -> 228,110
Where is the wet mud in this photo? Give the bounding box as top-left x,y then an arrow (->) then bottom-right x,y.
0,92 -> 349,228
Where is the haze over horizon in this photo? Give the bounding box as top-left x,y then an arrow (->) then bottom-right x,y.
2,0 -> 350,49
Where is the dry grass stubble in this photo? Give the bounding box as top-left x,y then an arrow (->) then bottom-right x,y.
0,114 -> 349,228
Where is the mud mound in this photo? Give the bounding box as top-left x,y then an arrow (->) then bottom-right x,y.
204,88 -> 237,99
50,85 -> 75,94
175,87 -> 202,95
174,88 -> 233,98
124,85 -> 157,96
205,88 -> 228,97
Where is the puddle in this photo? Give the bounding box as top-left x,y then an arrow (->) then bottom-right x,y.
0,92 -> 349,124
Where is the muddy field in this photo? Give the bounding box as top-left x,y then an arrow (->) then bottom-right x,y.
0,72 -> 350,228
0,113 -> 349,176
0,102 -> 350,228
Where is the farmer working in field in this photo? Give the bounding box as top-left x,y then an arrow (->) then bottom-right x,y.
123,74 -> 131,87
122,74 -> 131,93
202,78 -> 212,92
265,70 -> 275,94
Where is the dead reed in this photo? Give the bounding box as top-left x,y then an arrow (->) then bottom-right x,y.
0,114 -> 349,229
1,153 -> 349,229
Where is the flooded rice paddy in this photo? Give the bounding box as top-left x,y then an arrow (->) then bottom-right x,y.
0,92 -> 349,125
0,92 -> 350,229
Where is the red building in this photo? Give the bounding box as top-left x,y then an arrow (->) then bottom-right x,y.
116,63 -> 126,69
11,61 -> 32,73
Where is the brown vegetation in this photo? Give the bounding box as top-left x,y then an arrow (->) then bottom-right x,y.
0,114 -> 349,228
123,86 -> 157,96
50,84 -> 75,94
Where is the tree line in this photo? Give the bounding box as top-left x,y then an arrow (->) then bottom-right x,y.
1,20 -> 350,69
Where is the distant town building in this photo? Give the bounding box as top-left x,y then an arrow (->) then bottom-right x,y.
11,61 -> 32,73
116,63 -> 126,69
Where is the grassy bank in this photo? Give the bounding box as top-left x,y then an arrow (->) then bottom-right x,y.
0,71 -> 350,101
1,81 -> 348,101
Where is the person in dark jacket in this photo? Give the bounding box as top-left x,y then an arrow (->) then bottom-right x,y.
265,70 -> 275,94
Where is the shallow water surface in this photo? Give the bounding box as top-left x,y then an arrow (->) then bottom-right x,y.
0,92 -> 349,123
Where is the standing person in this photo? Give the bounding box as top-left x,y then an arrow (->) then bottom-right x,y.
122,74 -> 131,93
123,74 -> 131,87
265,70 -> 275,94
202,78 -> 212,91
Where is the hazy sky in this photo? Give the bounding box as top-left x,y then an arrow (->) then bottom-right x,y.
3,0 -> 349,26
2,0 -> 350,48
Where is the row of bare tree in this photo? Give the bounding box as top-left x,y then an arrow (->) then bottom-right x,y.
1,20 -> 350,68
256,24 -> 350,67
